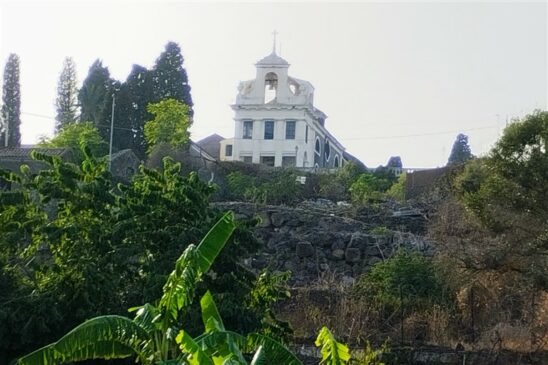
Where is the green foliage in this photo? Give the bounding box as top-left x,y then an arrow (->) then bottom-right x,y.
144,99 -> 191,154
114,64 -> 153,157
225,169 -> 302,205
369,226 -> 390,236
78,59 -> 115,141
315,161 -> 362,201
55,57 -> 79,132
354,249 -> 446,310
451,110 -> 548,289
315,326 -> 351,365
1,53 -> 21,147
351,340 -> 389,365
247,270 -> 292,342
349,173 -> 388,204
0,154 -> 269,361
447,133 -> 473,165
386,173 -> 406,201
18,215 -> 303,365
38,122 -> 108,162
18,212 -> 237,364
152,41 -> 193,115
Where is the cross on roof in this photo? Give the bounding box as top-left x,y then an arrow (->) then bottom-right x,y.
272,30 -> 278,54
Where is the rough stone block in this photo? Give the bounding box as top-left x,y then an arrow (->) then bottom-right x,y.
270,212 -> 286,227
331,249 -> 345,260
296,241 -> 315,258
257,212 -> 271,227
345,248 -> 361,263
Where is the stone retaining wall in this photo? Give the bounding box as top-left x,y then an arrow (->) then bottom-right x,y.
214,202 -> 432,284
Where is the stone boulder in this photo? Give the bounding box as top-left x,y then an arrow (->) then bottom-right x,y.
296,241 -> 315,258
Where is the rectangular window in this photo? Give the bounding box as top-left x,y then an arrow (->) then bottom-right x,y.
282,156 -> 296,167
260,156 -> 275,166
241,156 -> 252,163
264,120 -> 274,139
243,120 -> 253,139
305,125 -> 308,143
225,144 -> 233,157
285,121 -> 296,139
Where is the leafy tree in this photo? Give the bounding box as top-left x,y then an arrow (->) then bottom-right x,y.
38,122 -> 108,162
144,99 -> 190,154
447,133 -> 473,165
1,53 -> 21,147
152,42 -> 193,116
78,59 -> 116,141
55,57 -> 79,132
17,213 -> 302,365
0,153 -> 277,361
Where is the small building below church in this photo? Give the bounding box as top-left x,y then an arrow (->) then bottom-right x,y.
220,48 -> 347,169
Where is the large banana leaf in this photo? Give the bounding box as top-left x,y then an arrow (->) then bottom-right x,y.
315,327 -> 351,365
201,290 -> 225,333
195,211 -> 236,273
159,211 -> 236,324
18,315 -> 151,365
176,330 -> 214,365
246,333 -> 303,365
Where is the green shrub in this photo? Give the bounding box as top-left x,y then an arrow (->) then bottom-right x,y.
353,249 -> 447,311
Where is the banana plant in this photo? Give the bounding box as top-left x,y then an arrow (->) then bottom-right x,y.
175,290 -> 303,365
18,212 -> 237,365
315,327 -> 351,365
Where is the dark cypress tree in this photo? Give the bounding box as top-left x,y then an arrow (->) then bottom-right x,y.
448,133 -> 474,165
114,65 -> 154,157
55,57 -> 79,133
78,59 -> 115,141
151,42 -> 193,116
1,54 -> 21,147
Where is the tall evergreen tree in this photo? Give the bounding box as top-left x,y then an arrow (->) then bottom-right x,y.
114,65 -> 154,157
447,133 -> 473,165
1,54 -> 21,147
55,57 -> 79,133
78,59 -> 115,141
152,42 -> 193,116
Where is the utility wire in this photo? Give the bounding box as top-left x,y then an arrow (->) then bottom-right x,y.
21,112 -> 135,132
338,125 -> 498,141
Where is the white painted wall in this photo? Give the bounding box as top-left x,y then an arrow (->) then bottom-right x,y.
222,51 -> 346,168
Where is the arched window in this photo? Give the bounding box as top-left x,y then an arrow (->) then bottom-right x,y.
324,140 -> 331,162
334,155 -> 339,168
314,138 -> 321,156
264,72 -> 278,103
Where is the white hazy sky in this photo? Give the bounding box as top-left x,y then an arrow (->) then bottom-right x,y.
1,0 -> 546,167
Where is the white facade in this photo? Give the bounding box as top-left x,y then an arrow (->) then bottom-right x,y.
221,49 -> 346,169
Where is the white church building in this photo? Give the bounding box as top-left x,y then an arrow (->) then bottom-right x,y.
219,47 -> 347,169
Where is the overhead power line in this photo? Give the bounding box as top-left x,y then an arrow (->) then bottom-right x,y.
338,125 -> 498,141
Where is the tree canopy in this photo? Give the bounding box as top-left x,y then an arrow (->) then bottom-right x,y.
55,57 -> 79,132
144,99 -> 191,154
447,133 -> 473,165
38,122 -> 108,162
0,154 -> 269,362
1,53 -> 21,147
